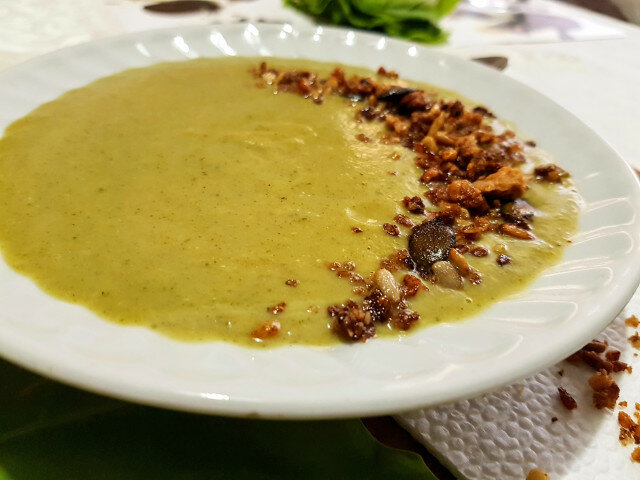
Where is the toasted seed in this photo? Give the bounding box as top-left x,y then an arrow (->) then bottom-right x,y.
432,261 -> 462,289
448,248 -> 471,276
374,268 -> 401,303
500,223 -> 535,240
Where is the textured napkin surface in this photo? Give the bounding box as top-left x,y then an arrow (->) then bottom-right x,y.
397,291 -> 640,480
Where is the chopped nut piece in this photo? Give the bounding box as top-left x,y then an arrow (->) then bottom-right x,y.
392,309 -> 420,331
394,214 -> 414,228
535,163 -> 568,183
402,274 -> 425,298
470,246 -> 489,257
558,387 -> 578,410
380,249 -> 415,272
267,302 -> 287,315
399,91 -> 428,111
382,223 -> 401,236
403,196 -> 425,214
251,320 -> 280,340
473,166 -> 528,199
446,180 -> 488,210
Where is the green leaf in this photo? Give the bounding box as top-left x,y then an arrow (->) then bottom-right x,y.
0,359 -> 437,479
283,0 -> 461,44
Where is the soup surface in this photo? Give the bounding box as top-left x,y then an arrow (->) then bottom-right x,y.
0,58 -> 579,346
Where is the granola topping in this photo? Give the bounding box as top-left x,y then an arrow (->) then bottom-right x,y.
251,61 -> 575,343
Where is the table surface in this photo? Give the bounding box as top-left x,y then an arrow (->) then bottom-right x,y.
1,1 -> 639,479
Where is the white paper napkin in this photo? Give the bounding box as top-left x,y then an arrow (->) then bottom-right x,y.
397,291 -> 640,480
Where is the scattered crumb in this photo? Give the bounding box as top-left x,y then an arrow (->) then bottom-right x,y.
606,350 -> 621,361
558,369 -> 564,376
351,227 -> 363,233
629,332 -> 640,349
526,469 -> 550,480
583,340 -> 607,353
626,315 -> 640,327
285,279 -> 298,287
589,370 -> 619,409
558,387 -> 578,410
620,401 -> 628,408
551,417 -> 558,423
307,305 -> 319,313
618,411 -> 640,446
632,447 -> 640,463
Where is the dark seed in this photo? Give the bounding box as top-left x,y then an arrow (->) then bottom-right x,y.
501,199 -> 535,225
377,87 -> 418,103
408,218 -> 455,272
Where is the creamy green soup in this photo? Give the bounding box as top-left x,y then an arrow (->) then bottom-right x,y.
0,58 -> 579,346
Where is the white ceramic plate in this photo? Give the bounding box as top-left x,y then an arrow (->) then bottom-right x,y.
0,24 -> 639,419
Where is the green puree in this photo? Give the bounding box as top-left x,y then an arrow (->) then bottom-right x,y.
0,58 -> 579,346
